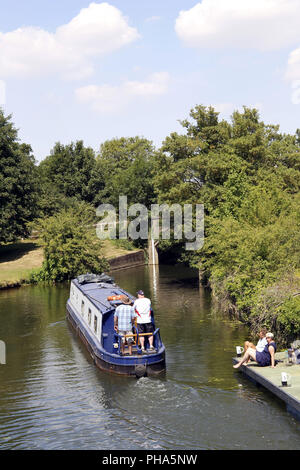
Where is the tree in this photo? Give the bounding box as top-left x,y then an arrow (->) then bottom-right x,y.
94,137 -> 156,208
31,202 -> 109,282
0,109 -> 38,243
154,104 -> 300,344
38,141 -> 100,215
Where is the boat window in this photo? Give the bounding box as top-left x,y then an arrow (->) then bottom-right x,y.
81,300 -> 84,316
94,315 -> 98,333
88,308 -> 92,325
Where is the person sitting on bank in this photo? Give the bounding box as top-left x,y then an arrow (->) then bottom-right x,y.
133,290 -> 155,352
244,328 -> 267,353
114,295 -> 137,356
244,328 -> 268,363
233,332 -> 276,369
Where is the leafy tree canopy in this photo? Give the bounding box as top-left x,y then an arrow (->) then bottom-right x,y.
30,202 -> 109,282
0,109 -> 38,243
154,105 -> 300,344
94,136 -> 156,208
37,141 -> 100,216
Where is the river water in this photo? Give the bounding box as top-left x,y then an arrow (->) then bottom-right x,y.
0,264 -> 299,450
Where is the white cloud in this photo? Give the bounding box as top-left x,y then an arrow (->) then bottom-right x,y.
291,79 -> 300,104
0,2 -> 139,80
286,47 -> 300,104
175,0 -> 300,51
75,72 -> 170,112
286,47 -> 300,81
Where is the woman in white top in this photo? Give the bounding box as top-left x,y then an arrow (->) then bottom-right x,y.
244,328 -> 267,363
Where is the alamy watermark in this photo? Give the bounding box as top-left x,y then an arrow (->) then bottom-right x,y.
96,196 -> 204,250
0,340 -> 6,365
0,80 -> 6,106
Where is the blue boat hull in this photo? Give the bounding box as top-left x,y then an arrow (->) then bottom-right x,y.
66,301 -> 166,377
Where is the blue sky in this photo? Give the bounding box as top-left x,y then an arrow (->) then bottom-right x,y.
0,0 -> 299,161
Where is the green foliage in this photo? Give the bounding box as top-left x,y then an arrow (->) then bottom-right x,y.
37,141 -> 100,216
94,137 -> 156,208
1,102 -> 299,345
0,109 -> 38,243
30,202 -> 109,282
154,104 -> 300,345
110,238 -> 135,251
247,275 -> 300,345
277,296 -> 300,339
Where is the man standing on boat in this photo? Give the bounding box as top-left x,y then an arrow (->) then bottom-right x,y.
133,290 -> 155,353
114,296 -> 137,356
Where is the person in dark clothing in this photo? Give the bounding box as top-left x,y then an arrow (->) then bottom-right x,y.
233,332 -> 276,369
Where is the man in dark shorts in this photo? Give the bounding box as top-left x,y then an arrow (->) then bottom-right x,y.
133,290 -> 155,352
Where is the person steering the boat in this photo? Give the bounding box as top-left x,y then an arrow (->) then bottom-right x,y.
133,290 -> 155,353
114,296 -> 137,356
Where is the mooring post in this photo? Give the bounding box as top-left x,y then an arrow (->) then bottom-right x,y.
148,236 -> 159,265
198,264 -> 205,283
148,216 -> 159,265
0,340 -> 6,365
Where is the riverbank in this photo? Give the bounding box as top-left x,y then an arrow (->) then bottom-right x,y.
0,241 -> 43,288
207,270 -> 300,349
0,239 -> 144,289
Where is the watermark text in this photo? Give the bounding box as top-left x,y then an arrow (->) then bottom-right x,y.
96,196 -> 204,251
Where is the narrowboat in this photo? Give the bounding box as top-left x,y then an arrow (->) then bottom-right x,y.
66,273 -> 166,378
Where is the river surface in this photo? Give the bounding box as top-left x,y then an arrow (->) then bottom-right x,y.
0,264 -> 299,450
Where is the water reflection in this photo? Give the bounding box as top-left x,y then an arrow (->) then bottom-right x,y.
0,266 -> 300,449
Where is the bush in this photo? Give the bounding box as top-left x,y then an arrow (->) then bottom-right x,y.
30,202 -> 109,282
277,296 -> 300,342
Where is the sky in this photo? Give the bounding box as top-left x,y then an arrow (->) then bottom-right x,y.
0,0 -> 299,162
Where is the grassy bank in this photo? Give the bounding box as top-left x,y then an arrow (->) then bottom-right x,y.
0,238 -> 139,288
0,240 -> 43,287
101,239 -> 138,260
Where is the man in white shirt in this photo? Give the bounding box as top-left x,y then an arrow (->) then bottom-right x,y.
133,290 -> 155,352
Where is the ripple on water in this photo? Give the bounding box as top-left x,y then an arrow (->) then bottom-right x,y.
1,267 -> 300,449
